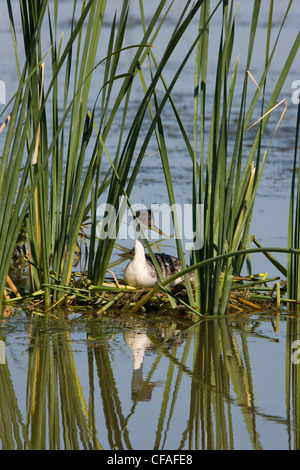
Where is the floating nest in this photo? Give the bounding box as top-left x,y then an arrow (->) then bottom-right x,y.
3,263 -> 292,318
3,237 -> 297,317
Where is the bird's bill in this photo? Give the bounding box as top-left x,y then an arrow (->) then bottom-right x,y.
149,224 -> 167,237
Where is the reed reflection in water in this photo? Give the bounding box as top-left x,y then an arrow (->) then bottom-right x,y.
0,312 -> 299,449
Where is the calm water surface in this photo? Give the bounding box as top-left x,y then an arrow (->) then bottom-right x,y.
1,309 -> 300,450
0,0 -> 300,450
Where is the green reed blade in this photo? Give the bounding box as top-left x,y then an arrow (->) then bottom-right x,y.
287,102 -> 300,302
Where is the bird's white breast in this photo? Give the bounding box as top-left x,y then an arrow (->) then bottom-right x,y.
124,258 -> 157,288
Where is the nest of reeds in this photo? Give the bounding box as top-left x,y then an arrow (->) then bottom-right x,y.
6,274 -> 287,318
3,252 -> 291,317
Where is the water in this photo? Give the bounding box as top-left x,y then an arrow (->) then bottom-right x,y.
0,0 -> 300,450
1,311 -> 300,450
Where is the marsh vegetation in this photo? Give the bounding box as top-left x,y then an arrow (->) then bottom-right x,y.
0,0 -> 299,317
0,0 -> 300,450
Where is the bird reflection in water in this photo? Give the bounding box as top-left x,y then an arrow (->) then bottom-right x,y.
123,326 -> 183,402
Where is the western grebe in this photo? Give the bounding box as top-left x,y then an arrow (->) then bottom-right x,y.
123,209 -> 195,288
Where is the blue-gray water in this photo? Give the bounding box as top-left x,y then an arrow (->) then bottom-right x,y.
0,0 -> 300,450
1,311 -> 298,450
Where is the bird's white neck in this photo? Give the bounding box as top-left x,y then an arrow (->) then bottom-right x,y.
134,238 -> 147,264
